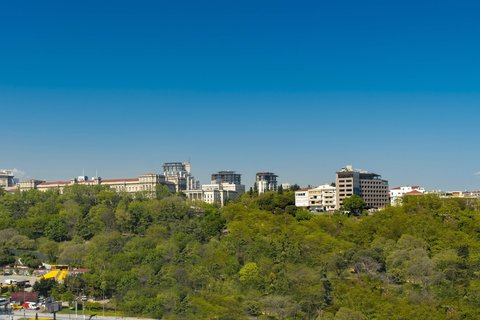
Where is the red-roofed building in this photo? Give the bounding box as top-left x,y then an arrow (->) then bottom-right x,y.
22,173 -> 175,195
390,185 -> 426,205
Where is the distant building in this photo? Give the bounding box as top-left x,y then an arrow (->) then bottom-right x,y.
390,186 -> 426,205
20,173 -> 175,195
163,162 -> 200,192
0,169 -> 15,189
211,171 -> 242,185
256,172 -> 278,194
335,165 -> 389,210
185,170 -> 245,206
281,183 -> 291,190
19,179 -> 45,192
295,184 -> 336,212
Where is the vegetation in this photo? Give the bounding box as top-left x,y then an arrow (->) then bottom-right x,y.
1,186 -> 480,319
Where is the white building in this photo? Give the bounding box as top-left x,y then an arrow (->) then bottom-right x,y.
294,189 -> 309,207
390,186 -> 426,205
185,182 -> 245,207
185,171 -> 245,206
295,184 -> 336,212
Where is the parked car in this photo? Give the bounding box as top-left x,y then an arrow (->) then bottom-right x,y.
9,302 -> 23,309
22,301 -> 40,310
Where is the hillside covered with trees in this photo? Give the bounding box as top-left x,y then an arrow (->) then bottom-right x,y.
0,185 -> 480,319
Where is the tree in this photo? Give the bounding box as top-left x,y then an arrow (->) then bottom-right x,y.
155,185 -> 171,200
341,195 -> 366,216
45,217 -> 70,242
277,185 -> 284,195
239,262 -> 261,288
33,279 -> 57,297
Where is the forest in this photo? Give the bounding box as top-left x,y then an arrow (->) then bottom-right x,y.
0,185 -> 479,319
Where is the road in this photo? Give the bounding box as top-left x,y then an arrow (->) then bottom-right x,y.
0,309 -> 155,320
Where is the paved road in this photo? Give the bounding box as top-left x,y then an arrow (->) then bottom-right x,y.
0,309 -> 155,320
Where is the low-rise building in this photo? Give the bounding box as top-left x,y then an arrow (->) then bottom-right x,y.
390,185 -> 426,205
21,173 -> 175,195
295,184 -> 336,212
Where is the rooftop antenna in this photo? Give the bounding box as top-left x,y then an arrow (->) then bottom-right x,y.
82,168 -> 85,176
96,169 -> 98,178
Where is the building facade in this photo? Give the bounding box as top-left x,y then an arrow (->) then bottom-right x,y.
185,171 -> 245,206
256,172 -> 278,194
295,184 -> 336,212
335,165 -> 389,210
163,162 -> 200,192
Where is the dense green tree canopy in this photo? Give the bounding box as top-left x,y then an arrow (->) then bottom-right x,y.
0,187 -> 480,319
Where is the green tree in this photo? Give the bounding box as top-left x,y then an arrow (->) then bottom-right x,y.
45,217 -> 70,242
239,262 -> 261,288
341,195 -> 366,215
33,279 -> 57,297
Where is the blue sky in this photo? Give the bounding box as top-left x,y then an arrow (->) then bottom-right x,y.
1,0 -> 480,190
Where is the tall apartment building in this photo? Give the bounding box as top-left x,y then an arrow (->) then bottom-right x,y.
185,170 -> 245,206
163,162 -> 200,192
256,172 -> 278,194
295,184 -> 336,212
335,165 -> 389,210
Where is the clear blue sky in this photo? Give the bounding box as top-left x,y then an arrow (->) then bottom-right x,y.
1,0 -> 480,190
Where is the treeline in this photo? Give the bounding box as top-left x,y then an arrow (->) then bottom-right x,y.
0,185 -> 480,319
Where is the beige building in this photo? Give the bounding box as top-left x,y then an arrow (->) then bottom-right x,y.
21,173 -> 175,195
336,165 -> 389,210
19,179 -> 46,192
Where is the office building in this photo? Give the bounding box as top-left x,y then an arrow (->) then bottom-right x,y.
335,165 -> 389,210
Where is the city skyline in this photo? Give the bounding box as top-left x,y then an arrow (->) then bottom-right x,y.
2,1 -> 480,190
